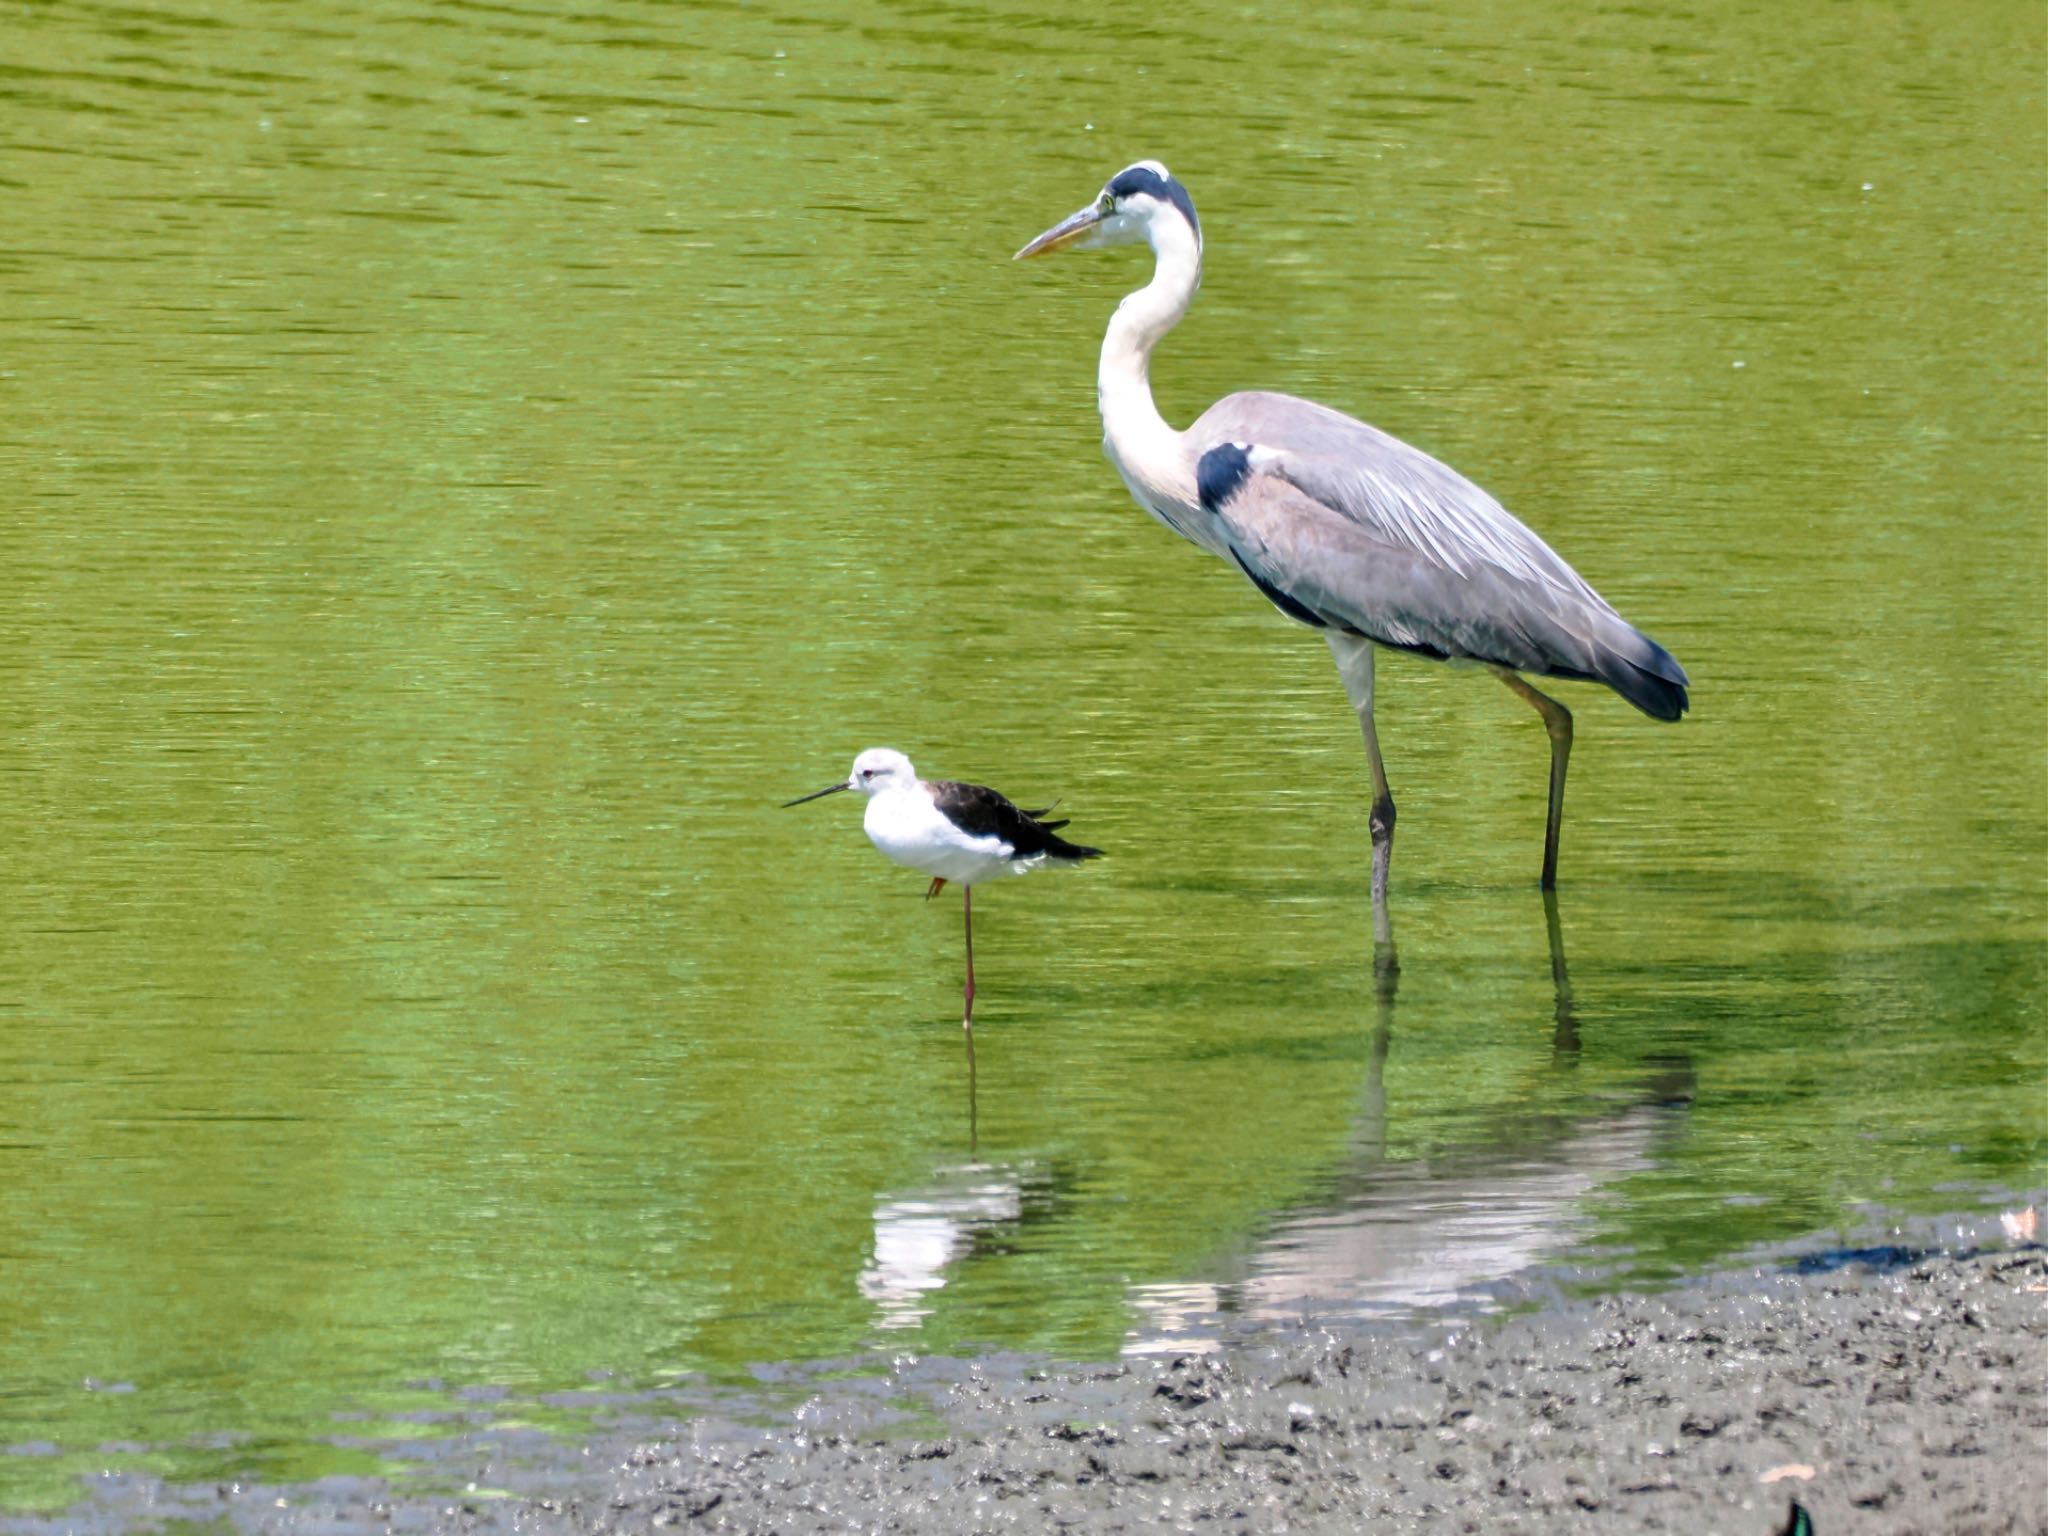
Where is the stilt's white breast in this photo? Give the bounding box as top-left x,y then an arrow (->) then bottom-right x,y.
862,786 -> 1035,887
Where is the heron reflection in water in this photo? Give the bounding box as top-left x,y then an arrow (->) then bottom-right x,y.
1123,901 -> 1695,1346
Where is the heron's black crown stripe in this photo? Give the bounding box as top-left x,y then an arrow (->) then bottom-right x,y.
1107,165 -> 1201,243
1196,442 -> 1252,511
1230,548 -> 1328,629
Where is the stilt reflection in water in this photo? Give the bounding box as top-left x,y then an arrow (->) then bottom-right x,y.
857,1160 -> 1053,1333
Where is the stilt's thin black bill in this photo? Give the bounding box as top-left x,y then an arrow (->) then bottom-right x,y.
783,781 -> 852,807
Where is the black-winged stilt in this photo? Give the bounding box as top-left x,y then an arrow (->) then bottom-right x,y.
784,748 -> 1102,1029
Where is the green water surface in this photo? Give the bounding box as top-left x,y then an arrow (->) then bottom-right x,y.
0,0 -> 2042,1510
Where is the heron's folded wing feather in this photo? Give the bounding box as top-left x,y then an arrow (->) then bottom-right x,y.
1213,466 -> 1616,680
1190,394 -> 1690,716
1190,392 -> 1610,609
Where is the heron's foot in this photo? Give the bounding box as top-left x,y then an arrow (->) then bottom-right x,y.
1369,793 -> 1396,846
926,877 -> 947,900
1368,793 -> 1396,912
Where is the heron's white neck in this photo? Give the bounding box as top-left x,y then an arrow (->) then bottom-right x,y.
1098,214 -> 1202,518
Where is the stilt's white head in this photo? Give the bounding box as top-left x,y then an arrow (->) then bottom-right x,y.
783,747 -> 919,809
846,748 -> 918,796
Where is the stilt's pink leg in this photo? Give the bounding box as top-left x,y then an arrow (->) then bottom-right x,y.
962,885 -> 975,1031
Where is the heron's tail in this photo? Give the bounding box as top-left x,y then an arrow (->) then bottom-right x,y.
1590,616 -> 1690,721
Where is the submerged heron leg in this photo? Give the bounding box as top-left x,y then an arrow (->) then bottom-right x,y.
1543,887 -> 1579,1058
1328,633 -> 1397,954
1492,668 -> 1574,889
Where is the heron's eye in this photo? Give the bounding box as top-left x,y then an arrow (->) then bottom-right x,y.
1097,192 -> 1114,213
861,769 -> 874,779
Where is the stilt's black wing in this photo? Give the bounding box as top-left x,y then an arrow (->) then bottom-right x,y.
927,780 -> 1103,862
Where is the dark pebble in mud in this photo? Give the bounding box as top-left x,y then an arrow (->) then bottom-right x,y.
14,1239 -> 2044,1536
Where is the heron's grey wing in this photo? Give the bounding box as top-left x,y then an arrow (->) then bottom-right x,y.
1189,392 -> 1611,609
1195,440 -> 1690,718
1189,392 -> 1689,717
1196,456 -> 1563,667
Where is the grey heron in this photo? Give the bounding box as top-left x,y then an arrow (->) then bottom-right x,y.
784,749 -> 1102,1029
1016,161 -> 1688,914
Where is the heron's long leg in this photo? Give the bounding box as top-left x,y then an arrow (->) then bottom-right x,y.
961,884 -> 976,1032
1357,706 -> 1396,911
1492,669 -> 1574,890
1327,633 -> 1396,954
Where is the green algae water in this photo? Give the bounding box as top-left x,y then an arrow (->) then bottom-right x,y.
0,0 -> 2041,1510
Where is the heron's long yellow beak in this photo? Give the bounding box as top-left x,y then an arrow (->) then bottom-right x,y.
1014,203 -> 1102,260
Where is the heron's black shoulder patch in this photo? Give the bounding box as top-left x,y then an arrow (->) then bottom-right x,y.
1230,548 -> 1328,629
1196,442 -> 1252,511
1107,164 -> 1200,243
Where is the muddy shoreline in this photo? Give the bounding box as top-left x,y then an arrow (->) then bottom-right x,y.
16,1213 -> 2044,1535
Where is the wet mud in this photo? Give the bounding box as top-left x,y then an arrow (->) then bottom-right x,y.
15,1217 -> 2043,1535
